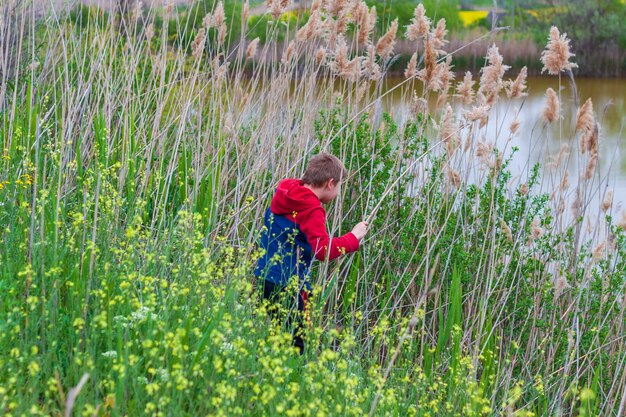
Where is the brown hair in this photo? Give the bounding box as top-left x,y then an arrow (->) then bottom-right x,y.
301,152 -> 348,187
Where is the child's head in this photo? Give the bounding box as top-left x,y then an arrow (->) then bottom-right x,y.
302,153 -> 347,204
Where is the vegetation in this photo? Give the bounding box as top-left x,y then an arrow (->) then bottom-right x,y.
530,0 -> 626,77
243,0 -> 626,76
1,0 -> 625,416
367,0 -> 463,32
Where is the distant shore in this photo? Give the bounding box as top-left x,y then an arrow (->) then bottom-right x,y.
27,0 -> 626,77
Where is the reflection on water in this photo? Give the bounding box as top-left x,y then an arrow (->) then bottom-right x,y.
381,76 -> 626,210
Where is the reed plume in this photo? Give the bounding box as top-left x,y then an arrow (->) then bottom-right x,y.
588,123 -> 599,155
456,71 -> 475,105
463,126 -> 474,152
331,35 -> 350,74
584,153 -> 597,180
410,92 -> 428,118
243,0 -> 249,21
447,168 -> 461,188
202,12 -> 212,29
560,169 -> 569,191
601,189 -> 613,213
500,219 -> 513,242
405,53 -> 417,79
438,56 -> 455,96
571,189 -> 583,211
218,24 -> 227,44
364,45 -> 381,81
541,26 -> 578,75
354,2 -> 373,45
311,0 -> 322,12
353,0 -> 368,23
315,47 -> 327,66
432,18 -> 448,52
325,0 -> 347,17
576,98 -> 594,132
440,104 -> 459,157
334,7 -> 350,35
559,143 -> 570,162
281,41 -> 298,66
416,36 -> 438,91
212,55 -> 229,83
356,83 -> 368,104
530,216 -> 543,240
505,66 -> 527,99
198,2 -> 226,44
296,9 -> 321,42
592,241 -> 606,262
330,35 -> 360,81
376,18 -> 398,59
543,88 -> 560,123
549,143 -> 569,168
145,23 -> 154,42
346,57 -> 362,82
212,1 -> 225,27
478,44 -> 509,106
131,1 -> 143,23
464,105 -> 490,128
519,183 -> 529,196
365,6 -> 377,44
406,4 -> 430,41
246,38 -> 260,60
577,98 -> 598,154
475,138 -> 493,166
268,0 -> 287,19
554,274 -> 571,300
191,28 -> 206,60
435,57 -> 455,106
509,119 -> 520,135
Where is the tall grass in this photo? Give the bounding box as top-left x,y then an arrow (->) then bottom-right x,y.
1,1 -> 625,416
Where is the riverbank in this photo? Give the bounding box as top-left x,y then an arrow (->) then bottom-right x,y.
23,0 -> 626,77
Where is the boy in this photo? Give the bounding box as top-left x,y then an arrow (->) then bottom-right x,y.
254,153 -> 369,354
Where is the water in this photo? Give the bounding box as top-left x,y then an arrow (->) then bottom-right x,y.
381,76 -> 626,212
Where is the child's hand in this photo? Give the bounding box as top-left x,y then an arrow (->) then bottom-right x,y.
351,221 -> 369,241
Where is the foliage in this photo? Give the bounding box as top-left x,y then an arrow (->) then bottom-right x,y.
367,0 -> 463,32
67,4 -> 109,30
538,0 -> 626,76
247,10 -> 310,44
179,0 -> 243,49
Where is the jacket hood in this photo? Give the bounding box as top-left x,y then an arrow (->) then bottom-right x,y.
270,178 -> 321,216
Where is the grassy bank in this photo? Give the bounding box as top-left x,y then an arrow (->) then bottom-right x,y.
1,1 -> 625,416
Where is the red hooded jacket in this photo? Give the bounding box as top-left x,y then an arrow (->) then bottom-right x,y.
269,178 -> 360,261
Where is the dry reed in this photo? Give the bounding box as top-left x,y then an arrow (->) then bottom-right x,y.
405,4 -> 430,42
505,66 -> 527,99
541,26 -> 577,75
543,87 -> 560,123
478,44 -> 509,106
456,71 -> 475,105
376,18 -> 398,60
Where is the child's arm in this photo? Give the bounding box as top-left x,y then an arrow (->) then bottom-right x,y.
351,221 -> 369,240
299,208 -> 367,261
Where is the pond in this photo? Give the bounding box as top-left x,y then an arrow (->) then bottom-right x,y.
380,76 -> 626,213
